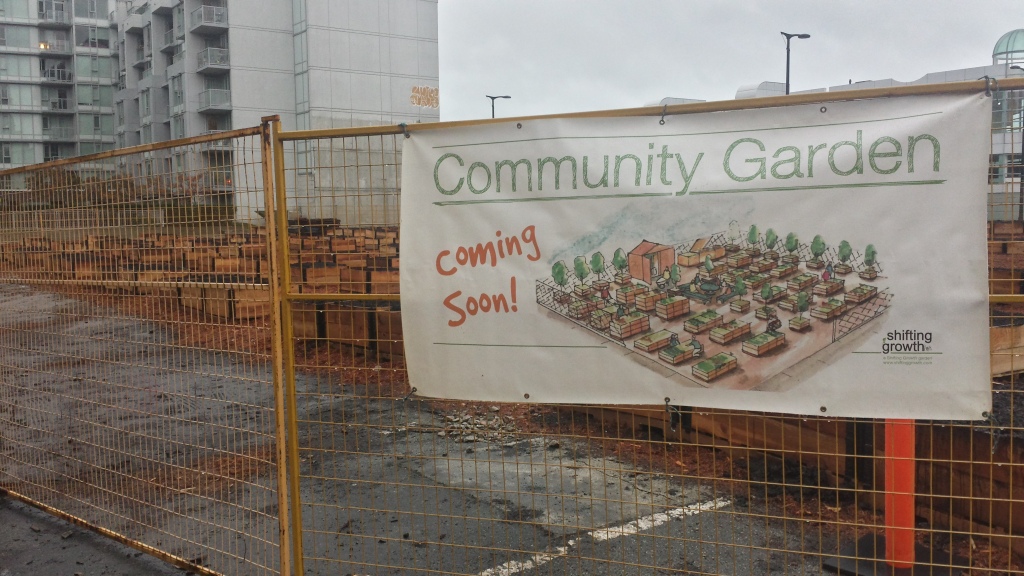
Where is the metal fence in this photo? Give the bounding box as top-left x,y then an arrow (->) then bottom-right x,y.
0,124 -> 287,576
2,81 -> 1024,575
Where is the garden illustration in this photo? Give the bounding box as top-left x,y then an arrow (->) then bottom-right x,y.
536,222 -> 893,391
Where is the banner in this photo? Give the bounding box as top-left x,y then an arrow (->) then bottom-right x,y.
400,94 -> 992,419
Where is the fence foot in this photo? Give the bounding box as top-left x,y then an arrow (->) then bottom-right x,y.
822,533 -> 964,575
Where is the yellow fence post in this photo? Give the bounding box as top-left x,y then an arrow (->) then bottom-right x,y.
271,117 -> 306,576
261,115 -> 292,576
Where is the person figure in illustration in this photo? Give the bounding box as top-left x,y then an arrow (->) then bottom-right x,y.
616,304 -> 627,318
690,338 -> 704,358
823,263 -> 834,283
669,333 -> 680,348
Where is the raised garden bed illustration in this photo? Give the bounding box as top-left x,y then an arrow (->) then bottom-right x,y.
709,320 -> 752,345
684,310 -> 724,334
859,268 -> 879,281
656,295 -> 690,321
787,272 -> 818,292
730,298 -> 751,313
753,285 -> 787,304
677,251 -> 700,267
726,253 -> 752,269
573,284 -> 593,298
833,262 -> 853,275
811,298 -> 848,320
742,331 -> 786,356
779,292 -> 809,313
770,263 -> 799,279
568,295 -> 601,319
749,259 -> 777,273
610,311 -> 651,340
789,315 -> 811,332
636,291 -> 664,312
755,305 -> 776,320
780,253 -> 800,265
634,329 -> 676,353
659,341 -> 699,365
692,352 -> 738,382
813,279 -> 845,297
590,305 -> 617,330
845,284 -> 878,304
616,284 -> 648,307
745,273 -> 769,289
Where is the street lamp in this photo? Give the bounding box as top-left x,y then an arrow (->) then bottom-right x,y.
1011,65 -> 1024,223
781,32 -> 811,95
485,95 -> 511,118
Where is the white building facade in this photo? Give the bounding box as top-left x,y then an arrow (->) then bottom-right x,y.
0,0 -> 117,168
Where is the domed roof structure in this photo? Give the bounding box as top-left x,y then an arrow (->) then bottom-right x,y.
993,29 -> 1024,64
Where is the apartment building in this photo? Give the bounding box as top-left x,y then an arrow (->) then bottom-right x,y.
111,0 -> 440,222
0,0 -> 117,168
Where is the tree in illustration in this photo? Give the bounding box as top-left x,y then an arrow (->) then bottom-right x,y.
809,234 -> 827,268
836,240 -> 853,274
747,224 -> 759,249
796,291 -> 810,319
669,264 -> 681,288
734,277 -> 747,299
574,256 -> 590,286
764,228 -> 779,259
590,251 -> 606,280
552,261 -> 569,293
784,232 -> 799,260
612,248 -> 628,275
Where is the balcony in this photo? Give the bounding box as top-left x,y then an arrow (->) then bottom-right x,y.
203,169 -> 234,190
189,5 -> 227,35
197,47 -> 229,75
199,130 -> 233,151
198,89 -> 231,112
161,29 -> 182,53
38,9 -> 71,27
124,12 -> 146,33
40,98 -> 73,113
151,0 -> 179,15
40,68 -> 74,84
133,46 -> 150,68
42,126 -> 76,141
38,40 -> 71,55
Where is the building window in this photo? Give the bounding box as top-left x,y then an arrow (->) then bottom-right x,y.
1,144 -> 11,164
0,27 -> 7,47
0,86 -> 9,106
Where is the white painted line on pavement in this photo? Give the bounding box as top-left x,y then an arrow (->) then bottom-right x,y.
590,496 -> 732,542
476,497 -> 730,575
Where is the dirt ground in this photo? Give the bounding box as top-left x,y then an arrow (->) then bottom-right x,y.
1,281 -> 1020,575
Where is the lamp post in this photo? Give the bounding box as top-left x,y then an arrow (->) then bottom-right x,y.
781,32 -> 811,95
485,95 -> 511,118
1012,65 -> 1024,223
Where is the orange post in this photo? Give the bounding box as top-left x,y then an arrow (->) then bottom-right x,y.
884,418 -> 916,568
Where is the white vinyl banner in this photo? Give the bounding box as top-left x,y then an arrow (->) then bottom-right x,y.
400,94 -> 992,419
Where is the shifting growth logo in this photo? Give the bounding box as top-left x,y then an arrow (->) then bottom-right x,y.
882,329 -> 933,354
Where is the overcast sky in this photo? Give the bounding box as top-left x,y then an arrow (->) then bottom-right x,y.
438,1 -> 1021,121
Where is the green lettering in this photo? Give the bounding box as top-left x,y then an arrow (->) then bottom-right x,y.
614,154 -> 642,187
770,146 -> 804,179
907,134 -> 940,173
868,136 -> 903,175
828,130 -> 863,176
806,144 -> 826,178
583,155 -> 608,189
494,159 -> 533,193
723,138 -> 765,182
538,156 -> 577,191
434,152 -> 464,195
467,162 -> 491,194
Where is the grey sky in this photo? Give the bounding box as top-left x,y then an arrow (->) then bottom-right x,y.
439,1 -> 1020,121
